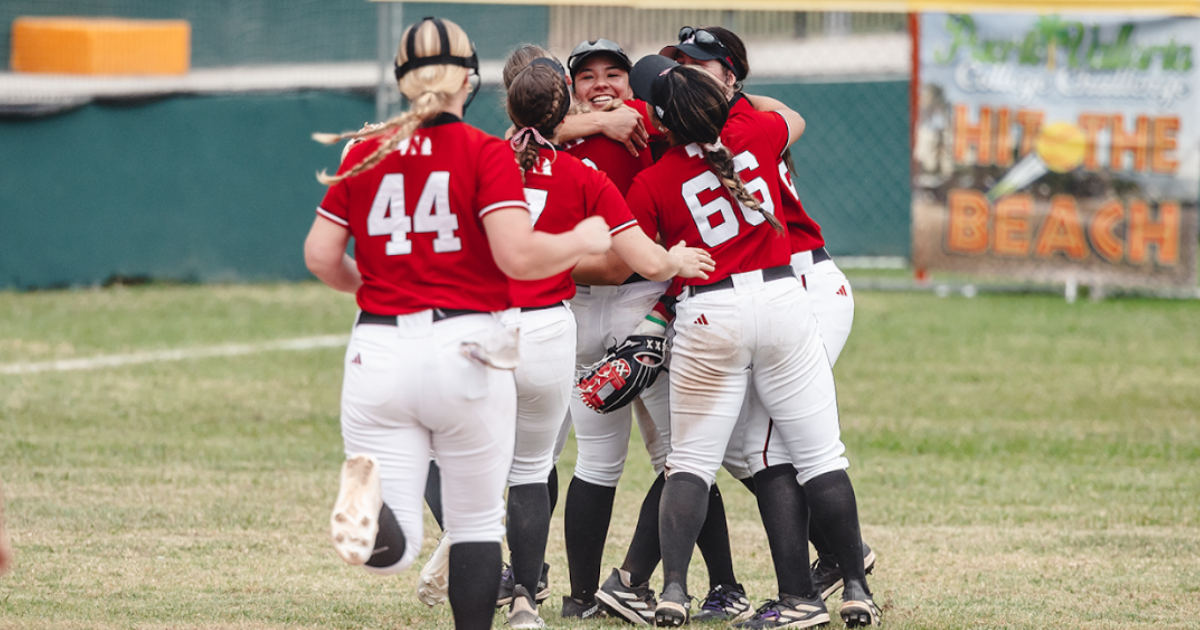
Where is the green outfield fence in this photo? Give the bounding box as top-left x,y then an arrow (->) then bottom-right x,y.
0,1 -> 910,289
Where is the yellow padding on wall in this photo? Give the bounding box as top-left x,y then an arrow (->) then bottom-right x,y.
11,17 -> 190,75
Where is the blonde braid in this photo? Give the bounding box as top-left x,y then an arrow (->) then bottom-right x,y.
704,146 -> 784,233
315,91 -> 449,185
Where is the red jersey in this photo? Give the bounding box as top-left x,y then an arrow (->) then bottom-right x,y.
626,109 -> 791,289
561,99 -> 665,197
317,114 -> 528,315
729,96 -> 825,253
511,148 -> 641,307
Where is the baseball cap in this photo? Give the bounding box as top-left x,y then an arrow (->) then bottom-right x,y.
567,39 -> 632,78
659,26 -> 737,78
629,54 -> 680,116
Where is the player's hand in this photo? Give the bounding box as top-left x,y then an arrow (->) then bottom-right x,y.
572,216 -> 613,255
668,241 -> 715,279
600,104 -> 650,157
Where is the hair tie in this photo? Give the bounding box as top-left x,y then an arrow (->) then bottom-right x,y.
702,139 -> 724,153
510,126 -> 557,162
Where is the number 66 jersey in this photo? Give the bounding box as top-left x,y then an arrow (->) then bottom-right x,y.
317,113 -> 529,315
625,110 -> 792,289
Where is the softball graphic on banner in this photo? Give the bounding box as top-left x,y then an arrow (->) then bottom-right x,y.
912,13 -> 1200,288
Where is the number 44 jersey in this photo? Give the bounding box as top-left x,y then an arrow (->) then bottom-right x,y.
625,109 -> 792,290
317,113 -> 529,315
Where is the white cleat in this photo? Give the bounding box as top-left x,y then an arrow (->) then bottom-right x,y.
330,454 -> 382,566
417,534 -> 452,607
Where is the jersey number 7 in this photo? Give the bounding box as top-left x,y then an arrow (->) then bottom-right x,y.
367,172 -> 462,255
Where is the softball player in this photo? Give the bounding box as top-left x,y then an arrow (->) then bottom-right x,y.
415,56 -> 714,629
549,39 -> 676,620
664,27 -> 877,624
622,56 -> 876,628
305,17 -> 610,630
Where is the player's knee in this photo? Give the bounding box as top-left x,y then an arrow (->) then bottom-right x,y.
795,456 -> 850,486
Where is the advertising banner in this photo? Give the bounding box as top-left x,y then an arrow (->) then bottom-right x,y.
912,13 -> 1200,286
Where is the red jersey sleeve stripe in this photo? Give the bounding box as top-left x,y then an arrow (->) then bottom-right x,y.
479,200 -> 530,217
609,219 -> 639,236
316,207 -> 349,227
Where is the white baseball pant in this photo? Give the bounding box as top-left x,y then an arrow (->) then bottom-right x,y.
339,311 -> 516,574
507,304 -> 577,486
731,253 -> 855,480
566,281 -> 672,487
667,270 -> 848,488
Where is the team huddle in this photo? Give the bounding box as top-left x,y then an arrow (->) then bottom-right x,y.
303,16 -> 878,630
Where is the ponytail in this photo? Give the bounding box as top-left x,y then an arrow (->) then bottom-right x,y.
314,91 -> 450,185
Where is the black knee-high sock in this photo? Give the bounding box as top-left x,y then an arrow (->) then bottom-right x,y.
507,482 -> 551,594
659,472 -> 709,593
564,477 -> 617,602
804,470 -> 868,592
808,519 -> 836,562
754,465 -> 814,598
739,476 -> 756,495
424,460 -> 445,532
449,541 -> 502,630
621,473 -> 665,585
547,465 -> 560,515
365,501 -> 406,568
695,482 -> 739,588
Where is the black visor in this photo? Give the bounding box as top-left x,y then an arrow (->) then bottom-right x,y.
567,38 -> 632,78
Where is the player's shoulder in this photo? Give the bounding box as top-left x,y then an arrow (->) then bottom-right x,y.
625,98 -> 650,116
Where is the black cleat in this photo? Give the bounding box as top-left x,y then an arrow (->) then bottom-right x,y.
839,580 -> 880,628
497,561 -> 551,608
595,568 -> 656,625
692,583 -> 752,622
733,594 -> 830,629
812,543 -> 876,600
654,582 -> 690,627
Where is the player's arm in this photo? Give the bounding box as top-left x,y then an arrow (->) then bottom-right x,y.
554,105 -> 649,156
572,251 -> 635,286
484,208 -> 611,280
745,93 -> 806,147
610,229 -> 713,282
304,216 -> 362,294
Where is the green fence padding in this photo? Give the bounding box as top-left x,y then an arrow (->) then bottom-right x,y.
748,79 -> 911,258
0,81 -> 907,289
0,87 -> 511,289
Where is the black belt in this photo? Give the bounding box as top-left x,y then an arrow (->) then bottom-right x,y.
521,302 -> 564,313
687,265 -> 795,297
811,247 -> 831,264
356,308 -> 482,326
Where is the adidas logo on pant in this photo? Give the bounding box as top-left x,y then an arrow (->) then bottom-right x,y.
693,314 -> 709,325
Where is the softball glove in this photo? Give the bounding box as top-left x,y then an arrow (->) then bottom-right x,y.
577,334 -> 666,413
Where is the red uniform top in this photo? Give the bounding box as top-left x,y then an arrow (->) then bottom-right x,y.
317,114 -> 528,315
626,108 -> 792,290
510,148 -> 641,307
729,96 -> 825,253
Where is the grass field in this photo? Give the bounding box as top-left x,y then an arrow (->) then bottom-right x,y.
1,282 -> 1198,629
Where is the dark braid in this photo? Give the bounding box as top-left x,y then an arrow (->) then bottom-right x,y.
704,145 -> 783,232
655,66 -> 783,233
783,149 -> 798,178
